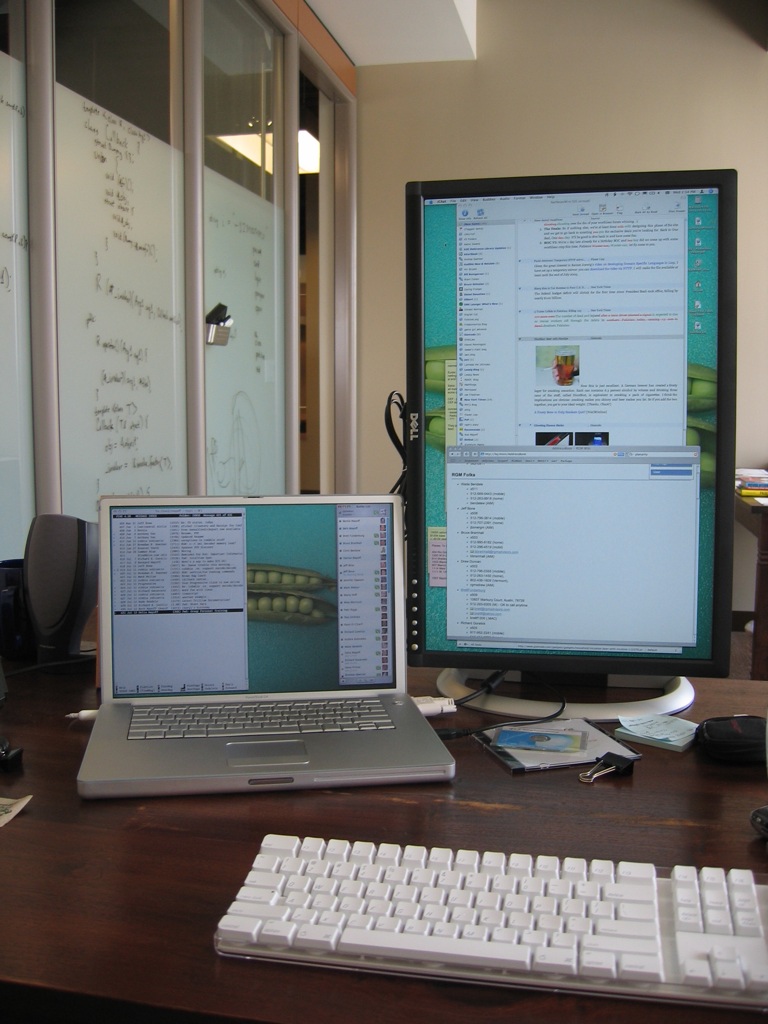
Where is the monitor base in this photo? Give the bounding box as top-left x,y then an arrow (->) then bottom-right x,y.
435,669 -> 695,722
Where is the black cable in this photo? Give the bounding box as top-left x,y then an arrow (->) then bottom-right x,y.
435,701 -> 567,741
454,668 -> 507,706
384,390 -> 407,500
437,673 -> 568,739
2,653 -> 96,677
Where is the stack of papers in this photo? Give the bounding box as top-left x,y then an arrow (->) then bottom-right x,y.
736,468 -> 768,499
614,714 -> 698,752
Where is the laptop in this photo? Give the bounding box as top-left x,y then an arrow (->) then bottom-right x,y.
77,494 -> 455,798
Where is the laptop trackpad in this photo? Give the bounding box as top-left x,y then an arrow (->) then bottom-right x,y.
226,740 -> 310,767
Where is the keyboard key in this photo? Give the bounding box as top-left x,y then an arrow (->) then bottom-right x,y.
402,845 -> 428,868
735,911 -> 764,938
217,914 -> 261,943
618,952 -> 664,983
325,839 -> 351,861
595,918 -> 658,940
340,927 -> 534,970
562,857 -> 588,882
704,908 -> 734,935
674,905 -> 704,933
711,956 -> 744,989
294,924 -> 341,951
616,901 -> 656,923
580,934 -> 661,957
507,853 -> 533,876
616,861 -> 656,885
671,864 -> 699,887
260,834 -> 300,856
533,946 -> 577,975
455,850 -> 480,871
375,844 -> 402,867
481,851 -> 507,873
534,855 -> 560,880
603,883 -> 658,905
745,962 -> 768,991
259,920 -> 298,947
350,841 -> 375,864
580,949 -> 617,979
589,859 -> 615,884
244,869 -> 286,892
427,848 -> 454,870
680,957 -> 713,987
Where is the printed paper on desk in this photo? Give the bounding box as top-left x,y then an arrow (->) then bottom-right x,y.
0,795 -> 32,826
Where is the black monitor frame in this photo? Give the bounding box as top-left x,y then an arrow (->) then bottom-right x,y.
405,169 -> 737,714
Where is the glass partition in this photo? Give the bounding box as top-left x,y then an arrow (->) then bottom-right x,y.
0,4 -> 33,556
54,0 -> 187,517
203,0 -> 285,495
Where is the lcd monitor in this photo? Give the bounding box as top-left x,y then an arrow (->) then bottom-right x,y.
405,169 -> 737,720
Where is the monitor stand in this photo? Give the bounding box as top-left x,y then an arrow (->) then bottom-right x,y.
435,669 -> 695,722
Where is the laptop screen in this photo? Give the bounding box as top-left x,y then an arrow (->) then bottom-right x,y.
101,496 -> 401,699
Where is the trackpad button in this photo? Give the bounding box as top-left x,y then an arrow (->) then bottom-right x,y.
226,740 -> 310,767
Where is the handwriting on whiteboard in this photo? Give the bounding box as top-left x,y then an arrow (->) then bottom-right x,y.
56,86 -> 186,515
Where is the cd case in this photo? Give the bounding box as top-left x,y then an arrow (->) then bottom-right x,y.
474,718 -> 641,773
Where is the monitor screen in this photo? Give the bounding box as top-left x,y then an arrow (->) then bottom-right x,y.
405,169 -> 737,718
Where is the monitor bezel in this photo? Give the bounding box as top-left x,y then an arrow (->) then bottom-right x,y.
405,168 -> 737,682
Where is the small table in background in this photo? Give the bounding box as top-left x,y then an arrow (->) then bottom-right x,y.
735,492 -> 768,680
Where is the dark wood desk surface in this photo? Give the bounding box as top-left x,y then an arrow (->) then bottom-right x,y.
2,665 -> 768,1024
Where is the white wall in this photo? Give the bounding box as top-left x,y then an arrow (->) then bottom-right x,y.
354,0 -> 768,610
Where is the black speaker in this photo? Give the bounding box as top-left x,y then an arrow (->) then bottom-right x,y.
0,559 -> 35,660
23,514 -> 98,665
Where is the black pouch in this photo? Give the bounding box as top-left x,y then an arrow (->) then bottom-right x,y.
695,715 -> 766,764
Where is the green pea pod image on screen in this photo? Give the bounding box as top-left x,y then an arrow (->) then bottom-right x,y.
246,563 -> 336,592
424,345 -> 456,394
687,361 -> 717,413
247,589 -> 338,624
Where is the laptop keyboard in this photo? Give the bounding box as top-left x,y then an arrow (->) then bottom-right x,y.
215,833 -> 768,1010
127,698 -> 394,740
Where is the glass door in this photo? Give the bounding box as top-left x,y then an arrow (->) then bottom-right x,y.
202,0 -> 285,495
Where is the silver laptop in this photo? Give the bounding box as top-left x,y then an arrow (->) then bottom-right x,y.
77,494 -> 454,798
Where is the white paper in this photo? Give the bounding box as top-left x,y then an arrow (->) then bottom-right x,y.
0,794 -> 32,826
618,714 -> 697,744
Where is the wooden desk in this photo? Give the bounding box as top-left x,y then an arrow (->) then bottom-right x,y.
735,493 -> 768,680
2,665 -> 768,1024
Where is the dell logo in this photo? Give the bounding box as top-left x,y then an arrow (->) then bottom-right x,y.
409,412 -> 420,441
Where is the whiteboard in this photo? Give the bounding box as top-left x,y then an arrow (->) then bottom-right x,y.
0,51 -> 35,557
204,168 -> 285,496
55,83 -> 187,520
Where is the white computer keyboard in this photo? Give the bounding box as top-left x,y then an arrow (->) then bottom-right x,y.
214,833 -> 768,1009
